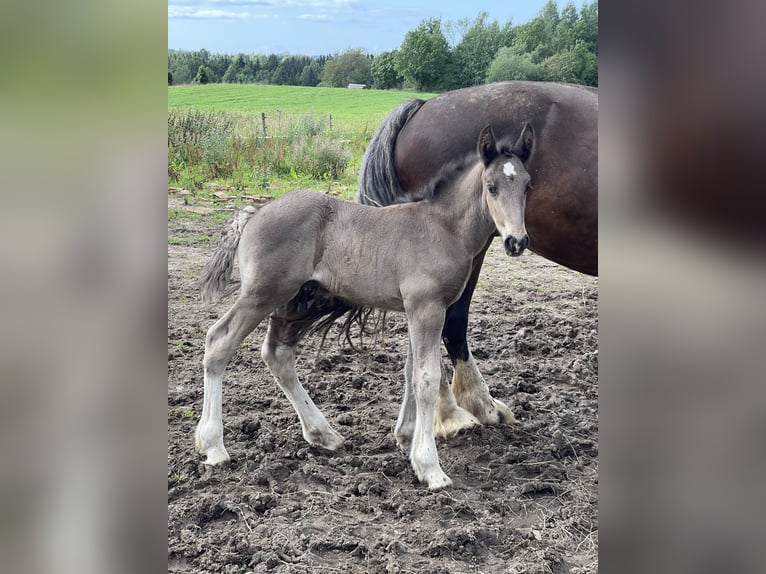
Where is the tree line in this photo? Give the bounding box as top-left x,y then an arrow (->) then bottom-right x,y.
168,1 -> 597,91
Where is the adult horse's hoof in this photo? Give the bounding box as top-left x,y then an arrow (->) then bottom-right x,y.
474,397 -> 515,427
452,355 -> 515,427
434,373 -> 481,438
433,402 -> 480,438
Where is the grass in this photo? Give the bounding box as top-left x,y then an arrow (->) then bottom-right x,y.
168,234 -> 212,246
168,84 -> 435,129
167,84 -> 437,203
168,207 -> 203,221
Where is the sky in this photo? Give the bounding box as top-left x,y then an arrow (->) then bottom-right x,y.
168,0 -> 590,56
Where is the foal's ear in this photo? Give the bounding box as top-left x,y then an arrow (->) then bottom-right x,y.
477,124 -> 498,165
511,122 -> 535,163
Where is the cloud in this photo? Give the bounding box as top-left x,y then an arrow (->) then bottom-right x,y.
168,7 -> 252,19
168,0 -> 363,23
298,13 -> 330,21
168,0 -> 274,5
207,0 -> 276,5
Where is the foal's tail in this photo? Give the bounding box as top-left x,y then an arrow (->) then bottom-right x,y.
357,98 -> 425,207
199,206 -> 257,304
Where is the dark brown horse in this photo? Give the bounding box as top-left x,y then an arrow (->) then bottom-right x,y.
358,81 -> 597,434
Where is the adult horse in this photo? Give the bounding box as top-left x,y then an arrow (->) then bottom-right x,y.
358,81 -> 598,435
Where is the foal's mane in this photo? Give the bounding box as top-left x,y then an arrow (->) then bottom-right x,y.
408,158 -> 472,203
411,143 -> 515,204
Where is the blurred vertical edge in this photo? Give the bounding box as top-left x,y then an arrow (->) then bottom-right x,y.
600,1 -> 766,573
0,1 -> 168,573
2,1 -> 766,574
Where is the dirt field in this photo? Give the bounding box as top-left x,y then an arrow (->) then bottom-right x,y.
168,198 -> 598,573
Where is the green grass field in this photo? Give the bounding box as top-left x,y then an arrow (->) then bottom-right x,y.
168,84 -> 436,128
167,84 -> 438,200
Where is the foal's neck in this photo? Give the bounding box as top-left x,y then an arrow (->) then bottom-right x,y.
427,163 -> 495,256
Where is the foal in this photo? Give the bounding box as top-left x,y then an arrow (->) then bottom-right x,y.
196,124 -> 533,490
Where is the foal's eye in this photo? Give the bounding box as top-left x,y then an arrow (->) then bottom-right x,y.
488,184 -> 498,196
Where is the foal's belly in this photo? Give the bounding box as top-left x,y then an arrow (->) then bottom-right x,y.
309,264 -> 405,312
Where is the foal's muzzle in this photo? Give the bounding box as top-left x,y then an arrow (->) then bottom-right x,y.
504,234 -> 529,256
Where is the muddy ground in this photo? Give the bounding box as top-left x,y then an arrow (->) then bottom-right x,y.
168,198 -> 598,573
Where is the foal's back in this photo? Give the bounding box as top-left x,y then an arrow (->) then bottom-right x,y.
238,190 -> 471,312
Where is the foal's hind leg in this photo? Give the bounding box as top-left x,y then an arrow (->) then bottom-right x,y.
196,295 -> 270,465
261,312 -> 344,451
394,337 -> 416,453
442,244 -> 515,429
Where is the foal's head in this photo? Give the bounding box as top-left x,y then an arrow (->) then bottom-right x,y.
477,123 -> 534,256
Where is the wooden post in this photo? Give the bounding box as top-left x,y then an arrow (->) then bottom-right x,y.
261,112 -> 267,138
329,114 -> 333,131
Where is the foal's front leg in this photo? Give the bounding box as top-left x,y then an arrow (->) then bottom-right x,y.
404,303 -> 452,490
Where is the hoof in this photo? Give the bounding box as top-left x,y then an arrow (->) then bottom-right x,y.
201,444 -> 230,466
452,354 -> 515,427
195,424 -> 229,465
395,433 -> 411,455
421,469 -> 453,491
394,420 -> 415,454
433,404 -> 480,439
305,427 -> 345,451
473,398 -> 515,427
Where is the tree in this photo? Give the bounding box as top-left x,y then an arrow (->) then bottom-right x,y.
510,0 -> 559,64
168,70 -> 173,85
222,54 -> 246,83
572,1 -> 598,56
194,65 -> 210,85
371,51 -> 402,89
395,18 -> 452,91
298,60 -> 322,86
486,47 -> 544,82
450,12 -> 506,88
541,40 -> 597,85
320,48 -> 372,88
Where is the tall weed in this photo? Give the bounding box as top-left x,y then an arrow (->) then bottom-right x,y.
167,109 -> 357,196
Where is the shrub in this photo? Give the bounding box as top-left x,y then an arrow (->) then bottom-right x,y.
168,109 -> 354,194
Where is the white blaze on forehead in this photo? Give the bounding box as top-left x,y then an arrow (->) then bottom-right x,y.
503,161 -> 517,177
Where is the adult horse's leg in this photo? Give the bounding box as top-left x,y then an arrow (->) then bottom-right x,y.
440,241 -> 515,431
260,310 -> 344,451
404,301 -> 452,490
398,338 -> 478,448
196,295 -> 270,465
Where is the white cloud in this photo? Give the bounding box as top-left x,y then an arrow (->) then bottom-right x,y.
298,13 -> 330,21
168,7 -> 252,19
207,0 -> 276,5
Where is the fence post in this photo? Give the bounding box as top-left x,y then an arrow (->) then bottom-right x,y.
261,112 -> 267,138
329,114 -> 333,131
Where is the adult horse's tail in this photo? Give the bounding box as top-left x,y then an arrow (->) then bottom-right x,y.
199,205 -> 257,304
357,98 -> 425,207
